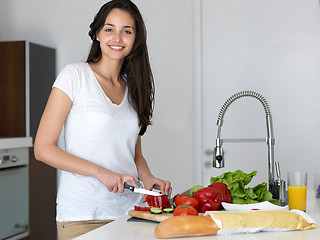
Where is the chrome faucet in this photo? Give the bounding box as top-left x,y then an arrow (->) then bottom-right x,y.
213,91 -> 276,195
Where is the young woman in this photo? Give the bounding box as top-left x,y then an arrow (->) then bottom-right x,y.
34,1 -> 172,239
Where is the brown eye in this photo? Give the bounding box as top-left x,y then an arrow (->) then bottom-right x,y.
123,30 -> 132,34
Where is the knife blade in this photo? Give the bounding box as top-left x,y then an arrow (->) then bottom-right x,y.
124,183 -> 162,196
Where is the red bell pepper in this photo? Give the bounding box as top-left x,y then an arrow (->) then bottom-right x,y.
198,199 -> 221,213
208,182 -> 232,203
145,195 -> 171,208
134,206 -> 151,211
193,187 -> 222,213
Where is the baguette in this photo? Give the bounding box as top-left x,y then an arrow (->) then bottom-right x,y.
154,215 -> 219,239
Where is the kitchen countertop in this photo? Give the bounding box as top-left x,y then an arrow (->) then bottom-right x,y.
74,191 -> 320,240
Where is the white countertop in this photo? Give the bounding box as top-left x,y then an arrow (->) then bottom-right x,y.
74,191 -> 320,240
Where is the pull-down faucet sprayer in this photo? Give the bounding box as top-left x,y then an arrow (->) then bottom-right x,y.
213,91 -> 276,195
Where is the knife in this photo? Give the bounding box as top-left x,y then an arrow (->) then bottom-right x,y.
124,183 -> 162,196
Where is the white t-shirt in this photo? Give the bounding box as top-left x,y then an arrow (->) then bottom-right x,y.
53,62 -> 144,221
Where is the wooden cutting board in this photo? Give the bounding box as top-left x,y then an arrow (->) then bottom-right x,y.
128,210 -> 204,222
128,210 -> 173,222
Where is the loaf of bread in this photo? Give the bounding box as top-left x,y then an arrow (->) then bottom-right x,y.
154,215 -> 219,239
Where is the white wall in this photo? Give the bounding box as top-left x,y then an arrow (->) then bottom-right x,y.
2,0 -> 319,197
0,0 -> 195,195
137,1 -> 195,194
201,0 -> 320,190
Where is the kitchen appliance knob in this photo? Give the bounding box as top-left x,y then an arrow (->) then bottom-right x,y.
11,156 -> 18,162
14,223 -> 28,230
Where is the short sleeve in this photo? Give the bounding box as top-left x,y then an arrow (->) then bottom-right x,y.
52,64 -> 80,102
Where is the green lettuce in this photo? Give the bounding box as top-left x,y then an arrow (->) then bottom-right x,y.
210,170 -> 279,205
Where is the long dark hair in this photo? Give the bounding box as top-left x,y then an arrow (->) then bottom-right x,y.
87,0 -> 154,135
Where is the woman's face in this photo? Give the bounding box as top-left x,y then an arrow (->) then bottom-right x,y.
96,8 -> 136,62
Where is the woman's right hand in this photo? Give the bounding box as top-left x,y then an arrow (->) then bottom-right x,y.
96,168 -> 138,194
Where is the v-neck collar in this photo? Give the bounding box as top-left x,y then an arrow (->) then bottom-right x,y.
86,62 -> 127,107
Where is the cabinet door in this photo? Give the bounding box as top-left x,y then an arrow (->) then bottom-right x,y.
29,42 -> 56,141
0,41 -> 26,137
29,147 -> 57,240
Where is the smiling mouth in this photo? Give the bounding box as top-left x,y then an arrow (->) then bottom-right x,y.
109,45 -> 124,51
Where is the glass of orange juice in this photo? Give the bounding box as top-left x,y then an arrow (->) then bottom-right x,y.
287,172 -> 307,211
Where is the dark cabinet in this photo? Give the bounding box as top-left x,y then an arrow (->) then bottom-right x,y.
0,41 -> 56,141
0,41 -> 57,240
29,147 -> 57,240
0,41 -> 26,137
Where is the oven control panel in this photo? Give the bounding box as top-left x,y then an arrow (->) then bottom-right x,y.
0,148 -> 29,169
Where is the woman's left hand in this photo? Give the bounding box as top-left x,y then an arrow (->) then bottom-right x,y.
142,175 -> 172,197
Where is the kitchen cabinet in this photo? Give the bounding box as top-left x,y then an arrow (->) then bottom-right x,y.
0,41 -> 55,141
29,148 -> 57,240
0,41 -> 26,137
0,41 -> 57,240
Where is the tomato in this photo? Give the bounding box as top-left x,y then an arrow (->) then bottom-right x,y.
145,195 -> 171,208
134,206 -> 151,211
174,194 -> 189,207
173,204 -> 198,216
178,197 -> 199,211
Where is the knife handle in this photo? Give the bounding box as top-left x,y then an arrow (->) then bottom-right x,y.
124,183 -> 134,192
